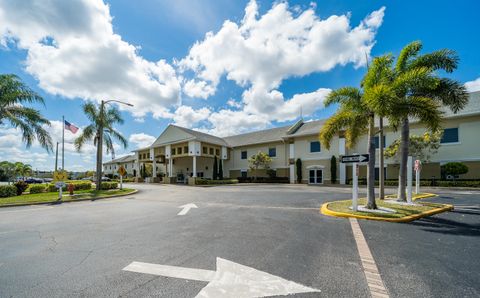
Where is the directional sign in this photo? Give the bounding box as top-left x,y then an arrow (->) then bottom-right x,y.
340,154 -> 369,163
123,257 -> 320,297
53,170 -> 68,181
55,181 -> 66,188
177,203 -> 198,216
117,166 -> 127,177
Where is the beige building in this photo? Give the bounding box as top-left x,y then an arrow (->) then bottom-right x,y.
105,91 -> 480,184
103,155 -> 136,177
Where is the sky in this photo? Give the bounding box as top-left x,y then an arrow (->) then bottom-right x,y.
0,0 -> 479,172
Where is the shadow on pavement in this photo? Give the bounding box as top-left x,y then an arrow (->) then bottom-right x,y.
408,216 -> 480,237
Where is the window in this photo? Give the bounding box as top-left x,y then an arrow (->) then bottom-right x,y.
310,141 -> 321,153
178,147 -> 182,154
215,149 -> 220,156
241,151 -> 247,159
203,146 -> 208,154
441,128 -> 459,144
184,146 -> 189,154
268,147 -> 276,157
209,148 -> 214,155
147,152 -> 150,159
374,136 -> 386,149
172,148 -> 176,155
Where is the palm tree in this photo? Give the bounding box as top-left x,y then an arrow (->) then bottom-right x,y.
0,74 -> 52,151
14,162 -> 32,178
74,102 -> 128,190
320,87 -> 377,209
389,41 -> 468,201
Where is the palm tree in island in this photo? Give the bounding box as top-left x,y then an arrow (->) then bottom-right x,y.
384,41 -> 468,201
74,101 -> 130,190
0,74 -> 53,152
320,87 -> 378,209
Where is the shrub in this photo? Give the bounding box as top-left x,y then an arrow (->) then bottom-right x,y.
330,156 -> 337,184
296,159 -> 302,183
441,162 -> 469,179
195,178 -> 238,185
237,176 -> 289,183
100,182 -> 118,190
14,180 -> 29,195
29,185 -> 46,194
0,185 -> 17,197
46,181 -> 92,192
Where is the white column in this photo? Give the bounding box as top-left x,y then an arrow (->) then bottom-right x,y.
134,151 -> 140,177
339,138 -> 346,184
289,143 -> 295,184
407,156 -> 413,203
169,158 -> 173,177
192,155 -> 197,177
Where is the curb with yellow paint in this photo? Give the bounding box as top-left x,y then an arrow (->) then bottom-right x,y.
320,193 -> 454,223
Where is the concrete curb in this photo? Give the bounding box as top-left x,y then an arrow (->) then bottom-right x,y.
0,189 -> 138,208
320,193 -> 454,223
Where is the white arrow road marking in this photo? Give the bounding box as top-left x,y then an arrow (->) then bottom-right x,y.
123,257 -> 320,298
177,203 -> 198,216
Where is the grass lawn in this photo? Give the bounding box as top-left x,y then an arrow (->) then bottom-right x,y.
0,188 -> 136,206
326,195 -> 446,219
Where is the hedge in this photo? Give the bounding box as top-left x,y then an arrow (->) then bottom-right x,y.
46,181 -> 92,192
0,185 -> 17,198
237,176 -> 290,183
29,185 -> 46,194
195,178 -> 238,185
100,182 -> 118,190
348,179 -> 480,188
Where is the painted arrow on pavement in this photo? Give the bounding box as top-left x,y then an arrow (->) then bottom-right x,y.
177,203 -> 198,215
123,257 -> 320,297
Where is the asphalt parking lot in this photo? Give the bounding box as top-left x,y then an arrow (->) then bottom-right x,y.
0,184 -> 478,297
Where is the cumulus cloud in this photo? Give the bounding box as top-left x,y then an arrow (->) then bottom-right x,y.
465,77 -> 480,92
177,0 -> 385,134
173,106 -> 211,128
128,133 -> 156,149
0,0 -> 181,119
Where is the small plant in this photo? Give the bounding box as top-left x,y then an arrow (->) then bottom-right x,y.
218,159 -> 223,180
330,156 -> 337,184
442,162 -> 468,180
296,158 -> 302,183
0,185 -> 17,197
14,180 -> 29,195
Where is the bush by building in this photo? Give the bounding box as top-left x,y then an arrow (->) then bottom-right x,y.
237,176 -> 289,183
195,178 -> 238,185
100,182 -> 118,190
0,185 -> 17,197
29,185 -> 46,194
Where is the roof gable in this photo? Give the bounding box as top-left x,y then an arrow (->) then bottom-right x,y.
151,125 -> 196,147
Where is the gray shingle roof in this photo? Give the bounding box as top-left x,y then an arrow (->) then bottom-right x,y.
290,119 -> 326,137
104,154 -> 135,164
223,125 -> 291,147
442,90 -> 480,117
172,125 -> 230,147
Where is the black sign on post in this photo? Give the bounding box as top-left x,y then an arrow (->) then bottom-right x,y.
340,154 -> 369,163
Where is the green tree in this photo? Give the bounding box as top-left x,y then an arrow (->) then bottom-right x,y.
213,155 -> 218,180
330,156 -> 337,184
0,161 -> 16,184
74,102 -> 128,190
385,41 -> 468,201
0,74 -> 53,151
218,159 -> 223,180
320,87 -> 377,209
248,151 -> 272,181
14,162 -> 32,178
442,162 -> 468,180
385,131 -> 442,163
296,158 -> 302,183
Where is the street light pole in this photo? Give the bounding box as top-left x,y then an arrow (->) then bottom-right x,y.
95,99 -> 133,191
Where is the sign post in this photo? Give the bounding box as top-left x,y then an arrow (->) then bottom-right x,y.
53,170 -> 68,201
118,166 -> 127,190
414,159 -> 421,194
341,154 -> 369,212
407,156 -> 413,203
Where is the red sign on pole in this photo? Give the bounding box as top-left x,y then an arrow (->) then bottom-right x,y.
414,160 -> 421,171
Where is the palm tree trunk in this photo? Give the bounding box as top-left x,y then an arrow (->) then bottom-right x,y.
95,132 -> 103,191
379,118 -> 385,200
397,118 -> 409,201
366,114 -> 377,209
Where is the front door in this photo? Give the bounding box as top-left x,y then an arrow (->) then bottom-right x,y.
309,169 -> 323,184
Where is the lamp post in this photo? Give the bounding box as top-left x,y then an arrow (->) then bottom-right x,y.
95,99 -> 133,191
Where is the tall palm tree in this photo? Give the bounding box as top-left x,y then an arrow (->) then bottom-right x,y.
320,87 -> 377,209
74,102 -> 128,190
0,74 -> 52,151
390,41 -> 468,201
14,162 -> 32,178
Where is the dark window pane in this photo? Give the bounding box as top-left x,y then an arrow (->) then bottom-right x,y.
373,136 -> 386,149
241,151 -> 247,159
310,141 -> 321,152
268,147 -> 276,157
441,128 -> 459,143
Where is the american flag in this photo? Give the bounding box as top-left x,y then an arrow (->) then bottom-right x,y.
64,120 -> 79,134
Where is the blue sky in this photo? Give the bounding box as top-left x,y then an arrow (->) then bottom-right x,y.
0,0 -> 479,171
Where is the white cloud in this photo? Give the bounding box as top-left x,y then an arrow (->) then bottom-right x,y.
465,77 -> 480,92
172,105 -> 212,128
128,133 -> 156,149
0,0 -> 181,118
177,0 -> 384,132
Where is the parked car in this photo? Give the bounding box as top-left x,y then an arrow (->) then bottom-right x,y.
43,178 -> 53,183
24,177 -> 44,184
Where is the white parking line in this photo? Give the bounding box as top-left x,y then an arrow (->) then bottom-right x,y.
350,218 -> 389,298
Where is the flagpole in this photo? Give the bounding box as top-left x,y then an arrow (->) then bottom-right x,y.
55,142 -> 59,171
62,115 -> 65,171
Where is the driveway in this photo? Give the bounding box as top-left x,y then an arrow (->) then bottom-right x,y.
0,184 -> 478,297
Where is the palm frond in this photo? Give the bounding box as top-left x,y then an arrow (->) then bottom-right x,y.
395,41 -> 422,73
319,109 -> 353,150
324,87 -> 362,108
409,49 -> 459,73
74,124 -> 96,152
